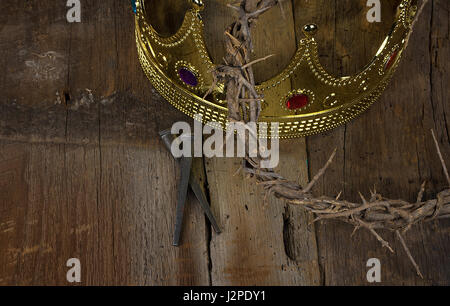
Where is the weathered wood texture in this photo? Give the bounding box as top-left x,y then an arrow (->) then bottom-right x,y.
0,0 -> 209,286
299,0 -> 450,285
0,0 -> 448,285
203,0 -> 319,286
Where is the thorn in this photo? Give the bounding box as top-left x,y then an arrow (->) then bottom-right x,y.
359,192 -> 368,205
431,129 -> 450,186
396,230 -> 424,279
416,181 -> 427,203
310,217 -> 321,225
351,226 -> 360,237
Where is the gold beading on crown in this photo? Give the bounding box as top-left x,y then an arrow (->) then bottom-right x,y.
134,0 -> 417,138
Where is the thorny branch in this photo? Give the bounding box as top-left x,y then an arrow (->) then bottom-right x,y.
213,0 -> 447,277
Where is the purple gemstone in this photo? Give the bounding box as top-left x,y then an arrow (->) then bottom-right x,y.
178,68 -> 198,87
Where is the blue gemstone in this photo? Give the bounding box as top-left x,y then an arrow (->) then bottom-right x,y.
131,0 -> 137,14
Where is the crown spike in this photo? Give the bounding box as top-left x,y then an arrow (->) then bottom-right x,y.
191,0 -> 204,11
302,24 -> 318,38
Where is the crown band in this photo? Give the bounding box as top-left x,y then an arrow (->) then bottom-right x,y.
134,0 -> 418,138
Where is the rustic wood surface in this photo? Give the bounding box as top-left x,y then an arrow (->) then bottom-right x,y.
0,0 -> 448,285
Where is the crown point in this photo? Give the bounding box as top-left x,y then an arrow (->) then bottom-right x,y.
191,0 -> 204,11
302,24 -> 318,38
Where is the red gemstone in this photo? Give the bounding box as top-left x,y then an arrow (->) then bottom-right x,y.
286,94 -> 309,110
384,50 -> 399,71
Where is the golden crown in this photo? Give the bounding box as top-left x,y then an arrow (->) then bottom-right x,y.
134,0 -> 418,138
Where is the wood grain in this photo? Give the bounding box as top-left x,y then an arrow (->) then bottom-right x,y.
0,0 -> 448,285
0,0 -> 209,286
302,0 -> 450,285
203,0 -> 319,286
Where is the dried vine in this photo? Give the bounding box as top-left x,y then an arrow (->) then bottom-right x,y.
212,0 -> 448,277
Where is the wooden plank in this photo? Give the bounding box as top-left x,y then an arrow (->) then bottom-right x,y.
95,144 -> 210,285
0,140 -> 211,285
0,0 -> 188,144
430,0 -> 450,162
0,143 -> 28,285
0,0 -> 210,285
302,0 -> 450,285
0,2 -> 69,108
203,0 -> 320,285
205,145 -> 320,286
